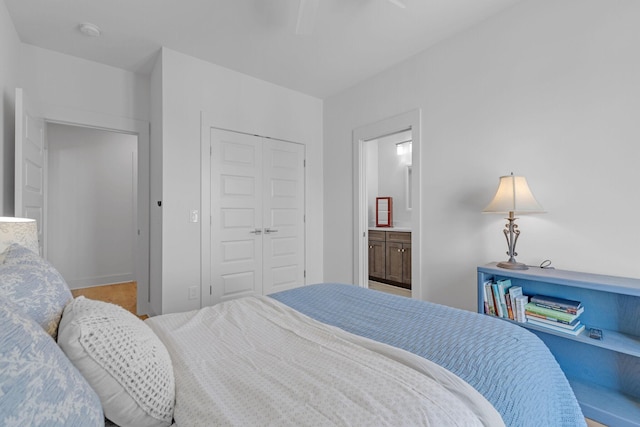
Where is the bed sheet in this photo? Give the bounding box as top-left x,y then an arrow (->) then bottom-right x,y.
270,283 -> 586,427
146,296 -> 503,426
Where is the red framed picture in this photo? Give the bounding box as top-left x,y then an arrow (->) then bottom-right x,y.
375,197 -> 392,227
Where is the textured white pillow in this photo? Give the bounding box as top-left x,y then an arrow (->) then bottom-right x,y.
58,297 -> 175,427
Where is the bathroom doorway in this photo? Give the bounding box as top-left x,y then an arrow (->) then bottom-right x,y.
352,109 -> 422,300
365,130 -> 413,297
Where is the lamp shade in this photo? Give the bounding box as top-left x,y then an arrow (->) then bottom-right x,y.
483,174 -> 544,214
0,217 -> 39,255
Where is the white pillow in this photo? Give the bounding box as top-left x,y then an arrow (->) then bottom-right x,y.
58,297 -> 175,427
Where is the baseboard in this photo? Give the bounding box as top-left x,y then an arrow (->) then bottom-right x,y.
67,274 -> 135,290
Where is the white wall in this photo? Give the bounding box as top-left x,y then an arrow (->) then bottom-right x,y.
0,1 -> 20,215
19,44 -> 150,123
47,123 -> 137,289
157,48 -> 324,314
324,0 -> 640,311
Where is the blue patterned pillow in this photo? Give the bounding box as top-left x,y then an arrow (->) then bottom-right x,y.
0,297 -> 104,426
0,243 -> 72,338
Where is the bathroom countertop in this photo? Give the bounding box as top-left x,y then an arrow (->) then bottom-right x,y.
369,227 -> 411,232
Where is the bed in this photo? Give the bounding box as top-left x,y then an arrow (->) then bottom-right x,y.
0,242 -> 586,427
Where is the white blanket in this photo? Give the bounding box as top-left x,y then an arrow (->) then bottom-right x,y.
146,296 -> 504,427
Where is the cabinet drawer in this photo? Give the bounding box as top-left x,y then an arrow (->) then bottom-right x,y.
369,230 -> 386,241
386,231 -> 411,243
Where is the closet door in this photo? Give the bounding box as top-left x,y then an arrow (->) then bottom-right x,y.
261,139 -> 305,295
211,129 -> 263,303
209,129 -> 306,305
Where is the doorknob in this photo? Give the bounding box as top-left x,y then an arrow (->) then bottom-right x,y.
264,228 -> 279,234
249,229 -> 262,234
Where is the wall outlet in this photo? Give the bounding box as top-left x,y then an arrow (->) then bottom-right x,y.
188,286 -> 198,300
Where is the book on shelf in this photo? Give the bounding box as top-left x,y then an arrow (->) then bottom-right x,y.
483,283 -> 489,314
526,318 -> 586,336
508,286 -> 523,321
530,294 -> 584,315
498,279 -> 513,319
525,314 -> 581,329
514,294 -> 529,323
483,281 -> 496,316
491,282 -> 504,318
524,302 -> 581,324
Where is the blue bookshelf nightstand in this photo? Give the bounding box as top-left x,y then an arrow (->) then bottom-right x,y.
477,263 -> 640,427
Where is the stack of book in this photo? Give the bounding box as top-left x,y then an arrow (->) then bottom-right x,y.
482,279 -> 530,323
524,295 -> 585,336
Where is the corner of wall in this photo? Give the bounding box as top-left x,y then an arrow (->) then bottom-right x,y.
149,48 -> 164,315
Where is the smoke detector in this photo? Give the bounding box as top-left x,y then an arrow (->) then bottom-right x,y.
78,23 -> 101,37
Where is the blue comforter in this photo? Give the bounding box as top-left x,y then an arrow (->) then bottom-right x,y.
270,283 -> 585,427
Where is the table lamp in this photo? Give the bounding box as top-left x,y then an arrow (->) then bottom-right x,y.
0,217 -> 39,255
483,173 -> 544,270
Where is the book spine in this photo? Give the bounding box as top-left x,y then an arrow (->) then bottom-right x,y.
533,302 -> 580,315
505,294 -> 514,320
530,295 -> 581,311
508,286 -> 523,321
483,284 -> 490,315
524,303 -> 577,323
524,311 -> 575,325
526,316 -> 580,329
492,283 -> 504,318
484,283 -> 496,316
515,295 -> 528,323
497,281 -> 511,318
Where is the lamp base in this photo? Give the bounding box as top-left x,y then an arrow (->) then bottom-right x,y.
497,260 -> 528,270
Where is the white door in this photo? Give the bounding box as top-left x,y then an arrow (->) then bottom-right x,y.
14,88 -> 45,256
209,128 -> 305,305
262,139 -> 305,295
211,129 -> 264,303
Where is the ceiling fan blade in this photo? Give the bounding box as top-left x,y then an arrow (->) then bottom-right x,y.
387,0 -> 406,8
296,0 -> 319,35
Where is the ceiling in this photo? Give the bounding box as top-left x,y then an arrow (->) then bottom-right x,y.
4,0 -> 521,98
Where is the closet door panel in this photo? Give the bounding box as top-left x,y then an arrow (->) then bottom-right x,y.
211,129 -> 263,304
262,139 -> 305,295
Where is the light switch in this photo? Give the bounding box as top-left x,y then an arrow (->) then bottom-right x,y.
189,209 -> 199,223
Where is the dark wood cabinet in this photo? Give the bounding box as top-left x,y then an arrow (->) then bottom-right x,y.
385,232 -> 411,287
368,230 -> 411,289
368,231 -> 386,280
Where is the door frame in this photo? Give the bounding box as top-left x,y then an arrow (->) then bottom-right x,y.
42,105 -> 150,315
352,109 -> 422,299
